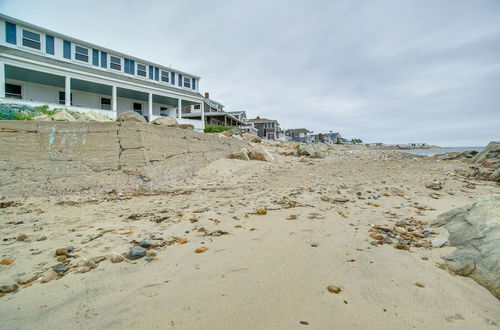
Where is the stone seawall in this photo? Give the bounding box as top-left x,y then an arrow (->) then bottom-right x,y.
0,121 -> 248,196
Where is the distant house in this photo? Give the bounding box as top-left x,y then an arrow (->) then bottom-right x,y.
311,132 -> 346,144
183,92 -> 246,128
285,128 -> 311,142
248,116 -> 281,139
227,110 -> 258,135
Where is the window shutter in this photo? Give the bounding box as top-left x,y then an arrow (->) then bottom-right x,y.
178,74 -> 183,87
46,35 -> 55,55
171,72 -> 175,85
149,66 -> 154,79
63,40 -> 71,59
92,49 -> 99,66
154,67 -> 159,81
6,22 -> 16,45
192,78 -> 196,90
100,52 -> 107,68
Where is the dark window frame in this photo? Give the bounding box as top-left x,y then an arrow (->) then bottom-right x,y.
5,83 -> 22,99
100,97 -> 111,110
22,29 -> 41,50
75,45 -> 89,62
110,56 -> 121,71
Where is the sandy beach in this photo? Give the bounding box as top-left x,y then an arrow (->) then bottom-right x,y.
0,145 -> 499,329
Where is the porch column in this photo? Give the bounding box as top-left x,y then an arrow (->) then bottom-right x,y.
0,62 -> 5,98
224,116 -> 227,126
112,85 -> 117,112
177,98 -> 182,119
148,93 -> 153,119
65,76 -> 71,106
200,101 -> 205,129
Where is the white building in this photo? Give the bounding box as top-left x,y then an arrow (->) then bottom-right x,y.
0,14 -> 205,129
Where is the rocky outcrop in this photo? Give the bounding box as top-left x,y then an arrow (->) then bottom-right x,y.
227,145 -> 274,162
116,111 -> 147,123
0,121 -> 248,196
491,168 -> 500,182
431,195 -> 500,299
297,144 -> 327,158
470,141 -> 500,169
152,117 -> 178,127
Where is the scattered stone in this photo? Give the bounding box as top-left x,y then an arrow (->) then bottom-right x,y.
178,124 -> 194,130
16,272 -> 38,285
415,282 -> 425,288
139,237 -> 153,248
117,111 -> 147,123
176,237 -> 188,244
299,321 -> 309,325
128,247 -> 147,260
146,251 -> 156,257
431,238 -> 448,248
194,247 -> 208,254
151,117 -> 178,127
144,257 -> 153,262
55,248 -> 69,256
16,234 -> 28,241
109,253 -> 124,263
40,269 -> 59,283
327,285 -> 342,294
256,209 -> 267,215
426,181 -> 442,190
53,263 -> 69,274
57,256 -> 67,262
0,283 -> 18,293
0,258 -> 14,265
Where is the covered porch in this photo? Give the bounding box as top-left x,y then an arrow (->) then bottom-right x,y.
0,61 -> 203,127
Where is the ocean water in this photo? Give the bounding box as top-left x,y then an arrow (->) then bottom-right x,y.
399,146 -> 485,157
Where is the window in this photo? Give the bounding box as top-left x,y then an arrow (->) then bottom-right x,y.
192,78 -> 196,90
92,49 -> 99,66
149,66 -> 154,79
161,70 -> 169,83
160,106 -> 169,116
124,58 -> 135,74
137,64 -> 147,77
75,45 -> 89,62
193,104 -> 201,110
133,102 -> 142,114
170,72 -> 175,85
46,35 -> 54,55
101,98 -> 111,110
6,22 -> 16,45
63,40 -> 71,59
100,52 -> 107,68
183,76 -> 191,88
154,67 -> 159,81
178,74 -> 183,87
59,91 -> 73,105
110,56 -> 121,70
22,29 -> 41,50
5,84 -> 22,99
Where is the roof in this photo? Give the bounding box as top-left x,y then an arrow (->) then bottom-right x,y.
0,14 -> 200,79
204,98 -> 224,110
248,117 -> 278,123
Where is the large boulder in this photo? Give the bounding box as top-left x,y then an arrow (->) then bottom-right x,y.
31,114 -> 52,121
152,117 -> 178,127
491,168 -> 500,182
470,141 -> 500,168
242,133 -> 262,143
51,110 -> 76,122
178,124 -> 194,130
85,111 -> 110,122
228,148 -> 251,161
117,111 -> 147,123
431,195 -> 500,298
247,144 -> 274,162
297,144 -> 325,158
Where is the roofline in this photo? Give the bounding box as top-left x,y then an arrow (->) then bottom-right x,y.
0,13 -> 201,79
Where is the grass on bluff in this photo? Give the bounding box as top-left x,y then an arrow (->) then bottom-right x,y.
204,125 -> 232,133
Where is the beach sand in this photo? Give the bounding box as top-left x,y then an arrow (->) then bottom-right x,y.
1,147 -> 499,329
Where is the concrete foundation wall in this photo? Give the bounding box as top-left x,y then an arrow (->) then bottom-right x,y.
0,121 -> 248,196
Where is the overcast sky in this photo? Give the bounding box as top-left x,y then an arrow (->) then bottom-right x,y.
2,0 -> 499,145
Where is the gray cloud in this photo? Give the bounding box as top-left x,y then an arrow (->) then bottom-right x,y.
2,0 -> 499,145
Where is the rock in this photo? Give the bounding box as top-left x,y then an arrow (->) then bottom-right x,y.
426,181 -> 442,190
16,234 -> 28,241
194,247 -> 208,253
85,111 -> 109,122
431,195 -> 500,298
0,258 -> 14,265
15,272 -> 38,285
117,111 -> 147,123
52,109 -> 76,121
242,133 -> 262,143
78,259 -> 97,269
297,144 -> 325,158
53,263 -> 69,274
40,269 -> 59,283
139,237 -> 153,248
431,238 -> 448,248
144,257 -> 153,262
299,321 -> 309,325
109,253 -> 124,263
31,114 -> 52,121
178,124 -> 194,130
415,282 -> 425,288
57,256 -> 67,262
146,251 -> 157,257
55,248 -> 69,256
256,209 -> 267,215
228,148 -> 250,161
128,247 -> 147,260
222,130 -> 233,137
67,246 -> 75,252
0,283 -> 18,293
490,168 -> 500,182
247,144 -> 275,162
470,141 -> 500,166
327,285 -> 342,294
151,116 -> 178,127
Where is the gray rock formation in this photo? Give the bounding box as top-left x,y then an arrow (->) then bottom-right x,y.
470,141 -> 500,167
297,144 -> 326,158
491,168 -> 500,182
431,195 -> 500,299
117,111 -> 147,123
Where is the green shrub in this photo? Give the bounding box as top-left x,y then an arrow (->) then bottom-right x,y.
204,125 -> 232,133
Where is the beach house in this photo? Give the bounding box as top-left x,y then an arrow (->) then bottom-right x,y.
285,128 -> 311,142
0,14 -> 205,129
248,116 -> 281,140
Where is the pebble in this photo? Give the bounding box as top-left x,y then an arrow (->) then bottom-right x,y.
37,236 -> 47,241
0,258 -> 14,265
431,238 -> 448,248
0,283 -> 19,293
57,256 -> 67,262
16,234 -> 28,241
415,282 -> 425,288
299,321 -> 309,325
53,263 -> 69,274
139,238 -> 153,249
55,248 -> 69,256
256,209 -> 267,215
144,257 -> 153,262
195,247 -> 208,253
40,269 -> 59,283
146,251 -> 156,257
128,247 -> 147,260
109,253 -> 124,263
327,285 -> 342,294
